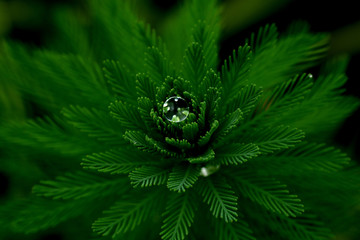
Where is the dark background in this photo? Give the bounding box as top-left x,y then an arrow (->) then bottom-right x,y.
1,0 -> 359,239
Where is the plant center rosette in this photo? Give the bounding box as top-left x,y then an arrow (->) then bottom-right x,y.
110,62 -> 257,187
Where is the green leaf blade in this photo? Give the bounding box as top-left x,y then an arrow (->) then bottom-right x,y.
167,164 -> 200,192
129,166 -> 169,188
214,217 -> 256,240
109,101 -> 146,131
221,44 -> 252,100
181,42 -> 207,91
248,29 -> 328,88
144,46 -> 174,85
242,125 -> 305,154
103,59 -> 136,104
215,143 -> 260,166
230,171 -> 304,217
252,142 -> 350,175
93,191 -> 162,238
198,177 -> 238,222
33,172 -> 127,200
62,105 -> 125,146
267,213 -> 333,240
160,191 -> 198,240
82,148 -> 157,174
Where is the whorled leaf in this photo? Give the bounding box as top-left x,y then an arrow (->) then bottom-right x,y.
167,164 -> 200,192
129,166 -> 169,188
197,176 -> 238,222
160,191 -> 198,240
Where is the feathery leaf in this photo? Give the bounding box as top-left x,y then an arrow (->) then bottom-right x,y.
167,164 -> 200,192
225,84 -> 262,118
248,23 -> 278,53
213,216 -> 256,240
221,44 -> 252,101
82,148 -> 158,174
136,73 -> 157,101
93,190 -> 162,238
239,125 -> 305,154
267,213 -> 333,240
181,42 -> 206,91
109,100 -> 146,131
103,59 -> 137,103
160,191 -> 198,240
62,105 -> 125,146
214,108 -> 243,143
197,176 -> 238,222
215,143 -> 260,166
182,122 -> 199,142
248,29 -> 328,88
129,166 -> 169,188
33,171 -> 127,200
1,197 -> 97,234
144,46 -> 174,85
187,148 -> 215,164
123,131 -> 157,154
229,170 -> 304,217
257,73 -> 314,120
0,117 -> 101,156
252,142 -> 350,174
198,120 -> 219,147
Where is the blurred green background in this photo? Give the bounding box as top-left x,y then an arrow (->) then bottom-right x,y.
1,0 -> 359,239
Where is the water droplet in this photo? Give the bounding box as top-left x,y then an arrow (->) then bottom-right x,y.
308,73 -> 313,78
163,96 -> 189,123
200,164 -> 220,177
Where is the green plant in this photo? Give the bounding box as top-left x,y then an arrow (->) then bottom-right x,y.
1,0 -> 359,239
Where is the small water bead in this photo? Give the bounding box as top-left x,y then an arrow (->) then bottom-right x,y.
200,164 -> 220,177
163,96 -> 190,123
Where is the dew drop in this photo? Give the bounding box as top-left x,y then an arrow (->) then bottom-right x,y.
200,164 -> 220,177
163,96 -> 189,123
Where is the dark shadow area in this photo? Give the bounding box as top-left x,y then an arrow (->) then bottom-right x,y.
0,171 -> 9,198
39,233 -> 63,240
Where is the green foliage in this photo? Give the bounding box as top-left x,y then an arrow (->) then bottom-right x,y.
62,105 -> 125,146
248,24 -> 278,53
144,46 -> 174,85
236,125 -> 305,154
103,59 -> 136,104
247,24 -> 329,88
271,62 -> 360,138
167,164 -> 200,192
182,43 -> 207,92
228,170 -> 304,217
221,44 -> 252,101
224,85 -> 262,118
266,213 -> 334,240
162,0 -> 220,68
32,171 -> 126,200
0,197 -> 101,234
130,166 -> 169,188
197,176 -> 238,222
0,117 -> 101,157
93,190 -> 162,238
215,143 -> 260,165
109,100 -> 146,131
250,142 -> 350,174
0,0 -> 359,239
160,191 -> 198,240
82,148 -> 157,174
213,217 -> 256,240
0,42 -> 111,111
